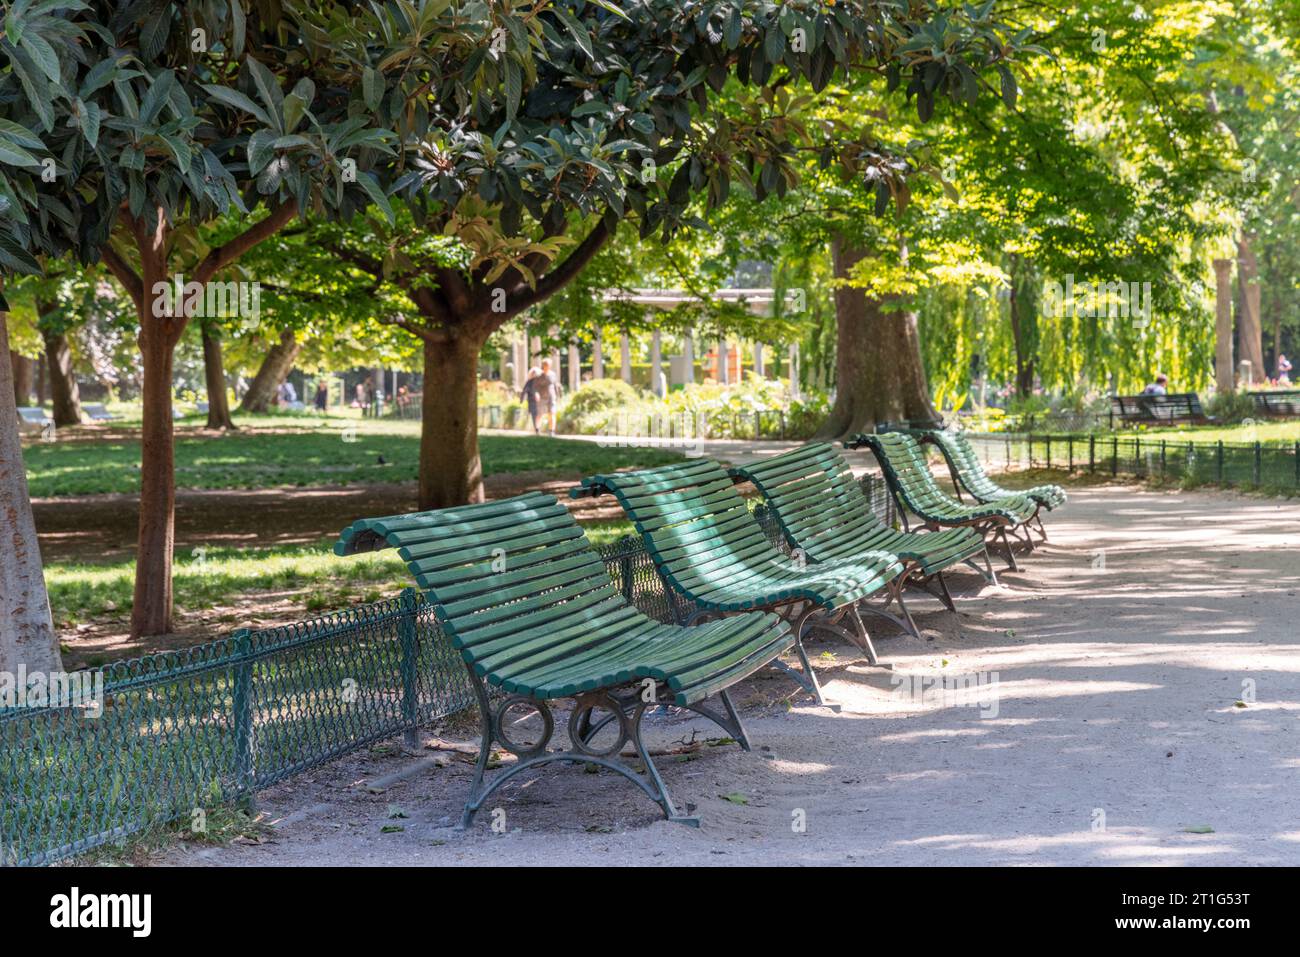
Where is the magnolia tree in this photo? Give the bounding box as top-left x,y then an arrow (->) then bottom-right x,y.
322,0 -> 1020,507
2,2 -> 431,637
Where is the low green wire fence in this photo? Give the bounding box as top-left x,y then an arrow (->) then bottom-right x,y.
1,479 -> 894,867
963,434 -> 1300,491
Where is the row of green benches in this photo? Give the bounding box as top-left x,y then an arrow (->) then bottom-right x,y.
334,430 -> 1065,828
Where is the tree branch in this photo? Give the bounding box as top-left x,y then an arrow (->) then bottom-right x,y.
99,243 -> 144,312
503,218 -> 612,318
194,201 -> 298,285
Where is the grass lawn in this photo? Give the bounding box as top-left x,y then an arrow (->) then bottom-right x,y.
23,412 -> 683,497
1067,420 -> 1300,446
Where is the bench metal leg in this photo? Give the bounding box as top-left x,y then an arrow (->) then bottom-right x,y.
789,607 -> 830,705
458,670 -> 701,829
994,526 -> 1020,572
964,543 -> 1000,586
932,570 -> 957,612
1033,511 -> 1049,543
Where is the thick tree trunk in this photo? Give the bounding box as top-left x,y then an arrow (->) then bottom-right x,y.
419,333 -> 486,508
202,326 -> 236,429
132,312 -> 177,637
1236,233 -> 1265,385
1007,255 -> 1036,399
42,327 -> 82,427
818,235 -> 936,438
238,329 -> 300,413
0,310 -> 63,675
11,349 -> 32,406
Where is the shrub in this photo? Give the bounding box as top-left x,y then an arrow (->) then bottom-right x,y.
1206,390 -> 1258,424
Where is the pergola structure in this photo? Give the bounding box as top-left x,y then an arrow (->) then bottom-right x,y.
503,288 -> 802,398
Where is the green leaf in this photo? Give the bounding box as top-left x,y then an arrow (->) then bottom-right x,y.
1181,825 -> 1215,834
504,58 -> 522,123
246,129 -> 276,173
0,118 -> 45,151
362,66 -> 382,113
0,234 -> 41,274
202,85 -> 274,127
230,0 -> 246,58
719,792 -> 749,805
551,5 -> 592,59
245,57 -> 285,130
20,31 -> 61,84
0,137 -> 39,167
356,171 -> 394,224
80,100 -> 100,149
998,65 -> 1017,109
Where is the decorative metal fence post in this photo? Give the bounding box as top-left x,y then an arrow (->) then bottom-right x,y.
231,629 -> 255,803
1160,440 -> 1167,480
1089,434 -> 1096,473
1295,442 -> 1299,490
1067,436 -> 1074,472
1254,442 -> 1262,488
399,588 -> 420,749
1216,441 -> 1225,484
1111,436 -> 1118,477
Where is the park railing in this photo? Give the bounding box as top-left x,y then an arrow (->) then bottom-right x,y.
1,478 -> 894,866
961,433 -> 1300,491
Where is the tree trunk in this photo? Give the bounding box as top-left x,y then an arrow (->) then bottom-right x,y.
1007,255 -> 1036,398
131,309 -> 177,637
202,326 -> 236,429
1213,258 -> 1235,394
419,333 -> 486,508
41,326 -> 82,427
10,350 -> 32,406
238,329 -> 300,413
0,309 -> 63,675
1236,233 -> 1265,385
818,235 -> 936,438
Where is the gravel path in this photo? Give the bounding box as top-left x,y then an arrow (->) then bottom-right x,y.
162,484 -> 1300,866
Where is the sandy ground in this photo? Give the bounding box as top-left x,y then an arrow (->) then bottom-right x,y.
157,483 -> 1300,867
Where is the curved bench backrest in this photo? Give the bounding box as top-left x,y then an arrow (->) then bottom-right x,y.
576,459 -> 783,602
923,431 -> 1002,500
853,432 -> 960,519
727,443 -> 882,561
334,492 -> 634,668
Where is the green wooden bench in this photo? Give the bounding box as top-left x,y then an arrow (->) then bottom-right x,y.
918,429 -> 1066,545
846,432 -> 1038,572
573,459 -> 906,704
727,443 -> 997,634
335,491 -> 793,828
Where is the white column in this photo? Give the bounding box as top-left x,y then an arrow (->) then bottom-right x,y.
592,329 -> 604,378
568,340 -> 580,391
513,337 -> 526,389
718,338 -> 729,385
650,329 -> 664,397
620,333 -> 632,384
788,343 -> 800,400
530,334 -> 541,368
683,331 -> 695,384
548,325 -> 560,385
753,342 -> 764,377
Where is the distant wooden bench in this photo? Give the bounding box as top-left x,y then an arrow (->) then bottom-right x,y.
81,402 -> 120,422
1110,392 -> 1211,426
16,407 -> 53,436
1249,390 -> 1300,418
